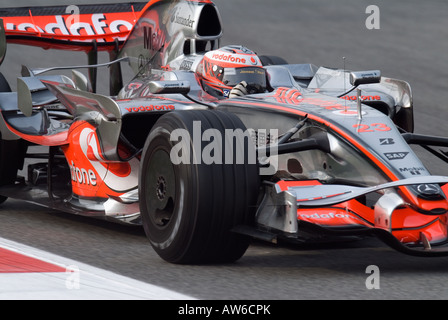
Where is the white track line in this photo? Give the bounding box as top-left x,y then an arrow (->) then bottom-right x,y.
0,237 -> 196,300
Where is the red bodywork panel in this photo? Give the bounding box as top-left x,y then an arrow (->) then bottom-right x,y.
61,121 -> 139,199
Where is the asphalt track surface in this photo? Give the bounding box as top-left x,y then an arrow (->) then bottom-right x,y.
1,0 -> 448,300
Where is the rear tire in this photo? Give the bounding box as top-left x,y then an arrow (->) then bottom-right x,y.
0,73 -> 26,204
0,138 -> 27,203
139,110 -> 260,264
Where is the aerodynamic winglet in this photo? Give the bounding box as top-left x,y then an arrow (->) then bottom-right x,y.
71,70 -> 91,92
17,78 -> 33,117
286,176 -> 448,207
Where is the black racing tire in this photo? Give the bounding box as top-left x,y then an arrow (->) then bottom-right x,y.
259,55 -> 288,66
0,72 -> 26,204
0,136 -> 27,204
139,110 -> 260,264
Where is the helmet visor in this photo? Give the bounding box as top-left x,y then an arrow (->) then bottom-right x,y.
222,67 -> 267,88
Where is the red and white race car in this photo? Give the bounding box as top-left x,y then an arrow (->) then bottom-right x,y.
1,0 -> 448,264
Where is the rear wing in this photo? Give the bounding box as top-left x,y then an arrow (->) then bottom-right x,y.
0,1 -> 223,94
0,3 -> 147,94
0,3 -> 147,52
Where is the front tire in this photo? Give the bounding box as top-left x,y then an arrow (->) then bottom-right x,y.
139,110 -> 260,264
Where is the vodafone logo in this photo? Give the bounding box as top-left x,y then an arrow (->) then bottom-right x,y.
211,53 -> 247,64
250,57 -> 258,65
4,12 -> 135,41
70,161 -> 97,186
125,105 -> 175,113
79,128 -> 139,192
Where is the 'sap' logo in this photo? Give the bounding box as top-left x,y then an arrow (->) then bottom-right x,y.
384,152 -> 409,160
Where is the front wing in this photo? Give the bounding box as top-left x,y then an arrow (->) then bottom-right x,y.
248,176 -> 448,256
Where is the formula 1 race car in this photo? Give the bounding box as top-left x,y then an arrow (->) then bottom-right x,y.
1,0 -> 448,264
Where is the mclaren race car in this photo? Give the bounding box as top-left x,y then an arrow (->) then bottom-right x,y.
1,0 -> 448,264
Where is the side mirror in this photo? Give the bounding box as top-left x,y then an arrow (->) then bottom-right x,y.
349,70 -> 381,86
148,80 -> 191,94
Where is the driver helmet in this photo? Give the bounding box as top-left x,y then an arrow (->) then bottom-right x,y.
197,45 -> 266,98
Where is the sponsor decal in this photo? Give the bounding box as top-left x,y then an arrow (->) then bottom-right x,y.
143,26 -> 166,52
125,105 -> 175,113
272,87 -> 303,105
180,59 -> 194,70
341,95 -> 381,101
298,209 -> 368,225
79,128 -> 139,192
384,152 -> 409,160
4,12 -> 135,40
172,13 -> 195,28
298,212 -> 352,219
70,161 -> 97,186
379,138 -> 395,145
211,53 -> 247,64
399,166 -> 426,176
416,184 -> 440,196
250,57 -> 258,65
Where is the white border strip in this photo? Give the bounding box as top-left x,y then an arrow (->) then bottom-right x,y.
0,237 -> 196,300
